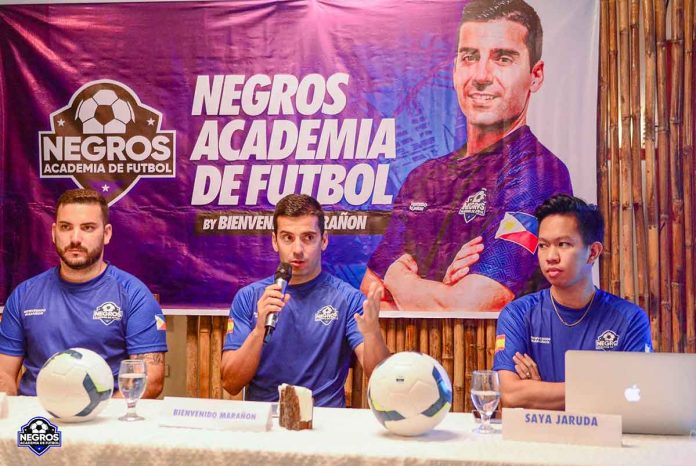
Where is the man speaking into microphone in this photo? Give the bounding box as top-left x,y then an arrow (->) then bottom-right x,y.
221,194 -> 390,407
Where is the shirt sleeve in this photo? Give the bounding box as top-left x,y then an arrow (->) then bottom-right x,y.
620,308 -> 653,352
344,288 -> 366,351
223,288 -> 256,351
492,300 -> 530,373
124,279 -> 168,355
470,155 -> 572,296
0,290 -> 25,356
366,176 -> 412,278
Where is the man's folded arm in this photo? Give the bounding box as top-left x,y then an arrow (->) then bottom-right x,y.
498,370 -> 565,410
386,267 -> 513,312
0,354 -> 23,395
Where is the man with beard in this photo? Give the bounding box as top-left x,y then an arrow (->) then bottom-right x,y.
0,189 -> 167,397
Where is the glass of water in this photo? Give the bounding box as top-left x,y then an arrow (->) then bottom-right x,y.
118,359 -> 148,422
471,370 -> 500,434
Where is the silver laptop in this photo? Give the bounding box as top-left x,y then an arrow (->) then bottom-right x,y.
565,350 -> 696,435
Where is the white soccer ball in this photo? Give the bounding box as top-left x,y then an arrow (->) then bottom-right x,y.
37,348 -> 114,423
368,351 -> 452,436
76,89 -> 134,134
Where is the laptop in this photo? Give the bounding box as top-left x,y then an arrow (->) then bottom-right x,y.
565,350 -> 696,435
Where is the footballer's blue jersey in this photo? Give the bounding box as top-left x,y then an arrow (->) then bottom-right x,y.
0,264 -> 167,395
368,126 -> 572,298
493,288 -> 653,382
223,271 -> 364,407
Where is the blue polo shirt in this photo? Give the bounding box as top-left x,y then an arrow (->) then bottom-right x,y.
223,271 -> 364,407
368,126 -> 572,297
0,264 -> 168,395
493,288 -> 653,382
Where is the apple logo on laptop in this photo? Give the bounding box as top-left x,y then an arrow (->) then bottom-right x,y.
624,384 -> 641,402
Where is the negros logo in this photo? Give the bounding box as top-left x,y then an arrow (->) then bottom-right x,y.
17,417 -> 62,456
39,80 -> 176,205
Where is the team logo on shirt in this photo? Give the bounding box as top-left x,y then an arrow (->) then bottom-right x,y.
494,212 -> 539,254
23,308 -> 46,317
226,317 -> 235,335
596,330 -> 619,350
458,188 -> 487,223
92,301 -> 123,325
314,305 -> 338,326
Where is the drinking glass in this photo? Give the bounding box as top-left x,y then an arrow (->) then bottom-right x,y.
470,370 -> 500,434
118,359 -> 148,421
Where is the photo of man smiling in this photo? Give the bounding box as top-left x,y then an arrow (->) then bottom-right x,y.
362,0 -> 573,312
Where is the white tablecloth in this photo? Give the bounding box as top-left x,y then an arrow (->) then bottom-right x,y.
1,397 -> 695,466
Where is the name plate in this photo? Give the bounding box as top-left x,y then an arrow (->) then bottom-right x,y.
502,408 -> 622,447
159,397 -> 272,431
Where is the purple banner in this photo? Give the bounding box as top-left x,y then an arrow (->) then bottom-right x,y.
0,1 -> 598,309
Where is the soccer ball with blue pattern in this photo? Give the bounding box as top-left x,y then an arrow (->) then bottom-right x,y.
36,348 -> 114,423
368,351 -> 452,436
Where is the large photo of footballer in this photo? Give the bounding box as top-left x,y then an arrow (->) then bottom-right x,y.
361,0 -> 597,313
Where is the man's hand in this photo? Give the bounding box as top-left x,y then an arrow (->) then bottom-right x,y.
355,281 -> 383,335
255,283 -> 289,332
513,352 -> 542,381
443,236 -> 484,285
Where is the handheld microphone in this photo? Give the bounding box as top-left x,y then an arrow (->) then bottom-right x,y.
264,262 -> 292,344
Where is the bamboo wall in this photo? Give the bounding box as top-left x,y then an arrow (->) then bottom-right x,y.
598,0 -> 696,353
182,0 -> 696,413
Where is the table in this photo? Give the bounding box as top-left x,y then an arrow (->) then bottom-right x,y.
1,397 -> 695,466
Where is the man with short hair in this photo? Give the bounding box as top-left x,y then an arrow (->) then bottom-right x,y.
493,194 -> 652,410
0,188 -> 167,398
362,0 -> 572,312
221,194 -> 389,407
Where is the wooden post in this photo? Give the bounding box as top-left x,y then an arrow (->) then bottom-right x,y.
453,320 -> 465,412
630,0 -> 648,311
405,319 -> 418,352
609,0 -> 622,297
642,0 -> 661,350
395,319 -> 405,353
464,321 -> 476,413
669,0 -> 686,352
198,316 -> 212,399
656,0 -> 672,352
185,317 -> 199,397
599,0 -> 612,291
619,0 -> 636,302
683,0 -> 696,353
209,316 -> 223,399
441,319 -> 454,388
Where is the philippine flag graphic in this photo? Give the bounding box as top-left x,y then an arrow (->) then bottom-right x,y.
494,212 -> 539,254
155,314 -> 167,331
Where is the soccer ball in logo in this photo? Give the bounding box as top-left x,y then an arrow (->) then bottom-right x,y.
99,302 -> 117,314
29,419 -> 49,434
76,89 -> 135,134
367,352 -> 452,436
36,348 -> 114,423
